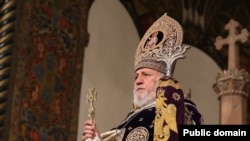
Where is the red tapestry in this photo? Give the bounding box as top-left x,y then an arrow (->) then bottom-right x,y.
7,0 -> 92,140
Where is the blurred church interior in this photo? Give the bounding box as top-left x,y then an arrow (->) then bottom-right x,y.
0,0 -> 249,140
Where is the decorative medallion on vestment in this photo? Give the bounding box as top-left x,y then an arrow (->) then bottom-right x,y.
173,92 -> 181,101
126,126 -> 149,141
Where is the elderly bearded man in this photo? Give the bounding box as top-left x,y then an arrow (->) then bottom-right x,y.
81,13 -> 203,141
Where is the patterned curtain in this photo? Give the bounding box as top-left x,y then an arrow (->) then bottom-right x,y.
1,0 -> 93,140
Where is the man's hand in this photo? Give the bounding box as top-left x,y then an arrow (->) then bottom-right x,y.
82,119 -> 101,141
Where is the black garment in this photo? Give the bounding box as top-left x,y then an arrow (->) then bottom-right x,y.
115,104 -> 156,140
102,78 -> 203,141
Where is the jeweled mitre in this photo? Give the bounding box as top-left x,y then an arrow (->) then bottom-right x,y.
134,13 -> 190,76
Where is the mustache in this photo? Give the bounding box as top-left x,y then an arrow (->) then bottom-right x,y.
134,87 -> 144,91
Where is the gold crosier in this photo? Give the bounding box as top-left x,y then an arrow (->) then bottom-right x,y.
85,88 -> 98,141
87,88 -> 97,120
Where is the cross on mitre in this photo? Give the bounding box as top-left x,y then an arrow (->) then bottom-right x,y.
215,19 -> 249,70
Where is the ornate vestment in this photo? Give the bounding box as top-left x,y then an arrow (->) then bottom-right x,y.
100,77 -> 201,141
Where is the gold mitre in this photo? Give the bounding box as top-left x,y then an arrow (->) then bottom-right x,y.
134,13 -> 190,76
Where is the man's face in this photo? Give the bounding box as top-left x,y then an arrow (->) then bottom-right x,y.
133,68 -> 163,108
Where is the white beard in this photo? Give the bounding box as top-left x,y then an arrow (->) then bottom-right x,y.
133,90 -> 155,108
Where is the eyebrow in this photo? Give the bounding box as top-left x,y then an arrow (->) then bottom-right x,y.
137,71 -> 151,75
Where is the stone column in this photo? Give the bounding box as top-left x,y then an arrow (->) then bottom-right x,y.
213,69 -> 250,124
213,19 -> 250,124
